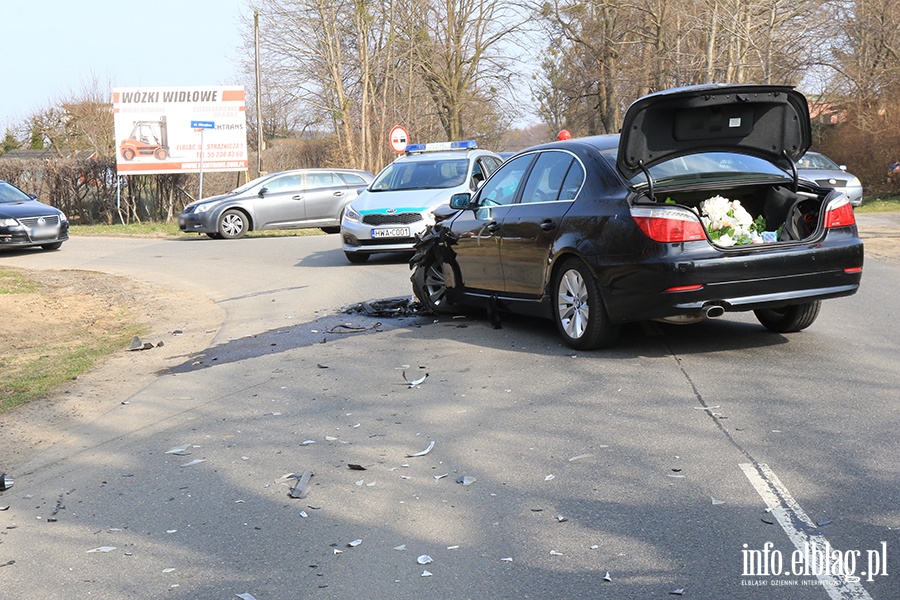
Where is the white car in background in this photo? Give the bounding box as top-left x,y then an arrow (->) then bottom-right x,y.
796,151 -> 863,206
340,141 -> 503,263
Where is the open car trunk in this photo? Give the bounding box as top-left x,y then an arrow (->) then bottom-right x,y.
646,182 -> 834,247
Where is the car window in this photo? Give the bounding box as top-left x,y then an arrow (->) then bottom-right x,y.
520,152 -> 579,204
339,172 -> 368,185
371,158 -> 468,191
0,181 -> 30,204
477,154 -> 534,207
263,174 -> 302,192
306,172 -> 339,189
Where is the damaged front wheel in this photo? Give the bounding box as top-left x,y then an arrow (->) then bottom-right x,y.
412,259 -> 456,314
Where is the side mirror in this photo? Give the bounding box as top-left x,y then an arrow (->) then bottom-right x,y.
258,187 -> 268,197
839,165 -> 847,172
449,192 -> 472,210
28,193 -> 38,200
356,186 -> 368,195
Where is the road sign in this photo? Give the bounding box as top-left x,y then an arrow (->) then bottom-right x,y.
191,120 -> 215,129
389,125 -> 409,153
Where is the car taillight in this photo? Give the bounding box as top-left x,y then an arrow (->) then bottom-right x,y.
824,195 -> 856,229
631,207 -> 707,243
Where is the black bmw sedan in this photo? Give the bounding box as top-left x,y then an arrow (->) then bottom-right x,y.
410,84 -> 864,349
0,181 -> 69,251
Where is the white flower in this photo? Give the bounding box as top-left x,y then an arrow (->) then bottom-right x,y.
717,233 -> 735,247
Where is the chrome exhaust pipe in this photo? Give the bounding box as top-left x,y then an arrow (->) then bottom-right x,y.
703,305 -> 725,319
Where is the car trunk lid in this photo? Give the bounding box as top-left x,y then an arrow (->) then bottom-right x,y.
617,84 -> 811,181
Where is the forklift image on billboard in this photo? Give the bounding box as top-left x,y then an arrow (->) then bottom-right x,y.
119,116 -> 169,161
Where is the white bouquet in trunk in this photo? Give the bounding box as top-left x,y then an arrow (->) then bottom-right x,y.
698,195 -> 767,246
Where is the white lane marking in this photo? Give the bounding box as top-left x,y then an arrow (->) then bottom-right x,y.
740,463 -> 874,600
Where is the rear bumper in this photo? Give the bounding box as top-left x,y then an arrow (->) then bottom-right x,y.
597,233 -> 864,323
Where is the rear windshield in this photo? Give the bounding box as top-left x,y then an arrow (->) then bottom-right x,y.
370,159 -> 468,191
600,150 -> 789,187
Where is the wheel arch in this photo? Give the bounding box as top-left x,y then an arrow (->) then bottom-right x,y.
218,205 -> 255,232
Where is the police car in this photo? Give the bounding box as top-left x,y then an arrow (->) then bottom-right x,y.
340,140 -> 502,263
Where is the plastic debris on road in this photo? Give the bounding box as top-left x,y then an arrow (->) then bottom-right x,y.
456,475 -> 476,486
417,555 -> 433,565
87,546 -> 117,553
288,470 -> 314,499
407,440 -> 435,457
402,371 -> 429,388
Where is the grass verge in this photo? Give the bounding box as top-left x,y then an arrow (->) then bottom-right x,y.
856,196 -> 900,213
0,268 -> 144,413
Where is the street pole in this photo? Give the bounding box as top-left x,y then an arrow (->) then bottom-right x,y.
198,129 -> 205,200
254,10 -> 265,177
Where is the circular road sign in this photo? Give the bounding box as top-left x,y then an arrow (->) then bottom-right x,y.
389,126 -> 409,153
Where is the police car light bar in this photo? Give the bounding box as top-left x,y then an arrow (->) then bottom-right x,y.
405,140 -> 478,153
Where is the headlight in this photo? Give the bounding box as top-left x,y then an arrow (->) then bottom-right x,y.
344,206 -> 361,223
194,203 -> 212,214
0,218 -> 19,227
60,212 -> 68,223
848,177 -> 861,187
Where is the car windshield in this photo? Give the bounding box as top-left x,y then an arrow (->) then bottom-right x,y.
601,150 -> 789,187
370,159 -> 468,191
229,174 -> 273,194
797,153 -> 840,170
0,182 -> 30,204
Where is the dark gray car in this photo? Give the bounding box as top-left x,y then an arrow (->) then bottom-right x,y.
178,168 -> 374,239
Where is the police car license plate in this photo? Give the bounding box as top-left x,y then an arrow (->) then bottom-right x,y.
372,227 -> 409,239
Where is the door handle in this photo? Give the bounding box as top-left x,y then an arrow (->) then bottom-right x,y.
540,219 -> 555,231
292,195 -> 304,201
486,221 -> 500,233
333,191 -> 344,196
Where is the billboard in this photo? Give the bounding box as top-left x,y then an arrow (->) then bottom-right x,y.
112,86 -> 249,175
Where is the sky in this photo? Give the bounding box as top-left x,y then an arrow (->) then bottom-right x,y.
2,0 -> 249,131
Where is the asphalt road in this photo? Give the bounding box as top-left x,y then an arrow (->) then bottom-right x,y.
0,224 -> 898,599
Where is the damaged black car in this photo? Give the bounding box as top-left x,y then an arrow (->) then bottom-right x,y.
410,84 -> 864,350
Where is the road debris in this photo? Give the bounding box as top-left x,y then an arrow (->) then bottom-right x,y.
556,515 -> 568,523
288,470 -> 314,499
603,572 -> 612,582
421,570 -> 432,577
165,446 -> 191,456
711,497 -> 725,505
402,371 -> 428,388
343,297 -> 427,317
87,546 -> 117,553
393,545 -> 407,551
456,475 -> 476,486
348,539 -> 362,547
236,594 -> 258,600
181,459 -> 206,468
407,440 -> 435,457
347,464 -> 366,471
0,473 -> 13,491
127,336 -> 156,351
670,589 -> 685,595
417,555 -> 433,565
568,453 -> 593,462
544,474 -> 555,481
